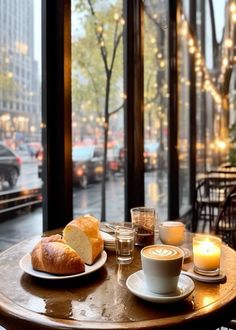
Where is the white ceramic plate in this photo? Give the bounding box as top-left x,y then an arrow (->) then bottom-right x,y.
100,231 -> 115,243
101,231 -> 116,251
126,270 -> 195,303
19,250 -> 107,280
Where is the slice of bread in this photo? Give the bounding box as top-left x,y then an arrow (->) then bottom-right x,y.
63,214 -> 104,265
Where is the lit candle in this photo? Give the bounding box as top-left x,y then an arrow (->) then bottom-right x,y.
193,235 -> 221,272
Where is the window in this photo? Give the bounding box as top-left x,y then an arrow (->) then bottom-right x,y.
0,0 -> 42,222
71,0 -> 125,222
177,2 -> 191,214
143,0 -> 169,221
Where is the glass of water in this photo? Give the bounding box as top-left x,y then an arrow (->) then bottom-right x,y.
115,226 -> 135,264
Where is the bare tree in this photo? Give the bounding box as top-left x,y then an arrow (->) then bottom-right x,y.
74,0 -> 124,221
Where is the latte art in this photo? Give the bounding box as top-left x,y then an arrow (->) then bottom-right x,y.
142,245 -> 183,260
152,247 -> 178,257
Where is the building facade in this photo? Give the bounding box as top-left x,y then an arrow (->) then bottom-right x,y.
0,0 -> 40,145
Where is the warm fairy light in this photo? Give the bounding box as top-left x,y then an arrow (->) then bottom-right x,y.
223,58 -> 229,66
216,139 -> 226,150
230,2 -> 236,13
154,48 -> 158,54
232,12 -> 236,22
114,13 -> 119,21
196,82 -> 202,88
159,60 -> 165,68
204,80 -> 210,90
7,72 -> 13,78
120,18 -> 125,25
180,21 -> 188,36
15,41 -> 28,55
195,59 -> 202,66
225,38 -> 233,48
150,37 -> 156,44
96,25 -> 103,33
188,38 -> 194,47
189,46 -> 195,54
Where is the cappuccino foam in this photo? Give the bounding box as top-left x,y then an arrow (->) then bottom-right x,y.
142,245 -> 182,260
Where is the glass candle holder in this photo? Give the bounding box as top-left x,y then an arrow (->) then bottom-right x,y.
130,207 -> 156,246
193,234 -> 222,276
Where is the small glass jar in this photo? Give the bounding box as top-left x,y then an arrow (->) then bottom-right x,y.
193,234 -> 222,276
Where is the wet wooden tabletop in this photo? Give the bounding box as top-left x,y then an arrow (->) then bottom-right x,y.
1,229 -> 236,330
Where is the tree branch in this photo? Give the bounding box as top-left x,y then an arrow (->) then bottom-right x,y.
87,0 -> 109,74
108,103 -> 124,117
109,17 -> 123,74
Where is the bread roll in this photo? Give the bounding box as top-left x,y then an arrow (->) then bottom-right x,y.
63,214 -> 104,265
31,235 -> 85,275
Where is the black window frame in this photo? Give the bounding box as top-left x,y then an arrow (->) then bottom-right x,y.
42,0 -> 194,230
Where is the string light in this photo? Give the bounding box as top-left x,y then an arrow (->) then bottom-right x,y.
179,8 -> 223,106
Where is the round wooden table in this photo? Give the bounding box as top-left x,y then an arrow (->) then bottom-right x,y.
1,230 -> 236,330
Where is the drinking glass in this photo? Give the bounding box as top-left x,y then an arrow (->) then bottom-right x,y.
115,226 -> 135,264
131,207 -> 156,246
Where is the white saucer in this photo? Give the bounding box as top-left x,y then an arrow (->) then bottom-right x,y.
181,267 -> 226,283
126,270 -> 195,303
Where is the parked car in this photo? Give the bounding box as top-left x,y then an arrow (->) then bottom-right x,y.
37,145 -> 110,188
36,149 -> 43,180
73,145 -> 109,188
0,143 -> 22,188
107,146 -> 124,174
27,142 -> 42,157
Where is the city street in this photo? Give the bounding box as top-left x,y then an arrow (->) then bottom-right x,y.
0,156 -> 168,221
0,161 -> 168,253
0,157 -> 41,193
73,171 -> 168,222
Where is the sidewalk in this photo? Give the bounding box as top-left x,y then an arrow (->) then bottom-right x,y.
0,207 -> 42,253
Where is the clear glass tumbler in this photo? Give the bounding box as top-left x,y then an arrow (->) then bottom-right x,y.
115,226 -> 135,264
131,207 -> 156,246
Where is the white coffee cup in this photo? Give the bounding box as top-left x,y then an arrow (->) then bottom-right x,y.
141,244 -> 184,294
159,221 -> 185,246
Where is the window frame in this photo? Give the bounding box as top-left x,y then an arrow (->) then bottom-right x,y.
42,0 -> 194,230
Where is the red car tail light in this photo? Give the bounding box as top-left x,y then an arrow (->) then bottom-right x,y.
16,156 -> 22,166
76,167 -> 84,177
36,150 -> 43,161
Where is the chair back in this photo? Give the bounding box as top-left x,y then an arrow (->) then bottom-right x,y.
214,185 -> 236,249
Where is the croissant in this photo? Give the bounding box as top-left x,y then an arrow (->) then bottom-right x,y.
31,235 -> 85,275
